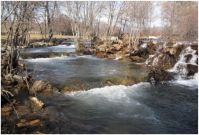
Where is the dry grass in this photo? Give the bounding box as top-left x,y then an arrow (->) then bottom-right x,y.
29,34 -> 76,40
1,34 -> 77,40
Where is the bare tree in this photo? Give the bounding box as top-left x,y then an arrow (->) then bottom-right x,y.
161,1 -> 198,41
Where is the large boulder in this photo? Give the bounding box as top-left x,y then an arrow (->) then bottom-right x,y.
147,68 -> 174,85
147,53 -> 176,70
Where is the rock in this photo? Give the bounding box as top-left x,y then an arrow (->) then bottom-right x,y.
107,54 -> 115,59
115,52 -> 124,60
147,53 -> 176,70
165,47 -> 177,55
15,105 -> 31,116
97,43 -> 107,52
112,44 -> 123,51
187,64 -> 198,76
1,106 -> 12,117
130,56 -> 145,62
95,51 -> 107,58
31,80 -> 47,93
63,83 -> 89,92
147,68 -> 174,85
190,43 -> 198,51
146,42 -> 158,55
118,39 -> 123,44
16,119 -> 42,128
31,80 -> 57,95
105,80 -> 113,85
29,119 -> 41,126
165,41 -> 175,47
125,53 -> 130,57
184,54 -> 192,63
81,48 -> 95,55
30,42 -> 53,48
164,45 -> 184,59
29,96 -> 44,110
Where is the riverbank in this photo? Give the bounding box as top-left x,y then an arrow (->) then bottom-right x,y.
1,38 -> 198,133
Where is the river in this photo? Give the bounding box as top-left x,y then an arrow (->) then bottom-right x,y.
20,43 -> 198,134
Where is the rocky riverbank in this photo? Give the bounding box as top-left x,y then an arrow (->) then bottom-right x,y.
79,36 -> 198,84
78,35 -> 161,62
1,37 -> 198,133
1,45 -> 64,133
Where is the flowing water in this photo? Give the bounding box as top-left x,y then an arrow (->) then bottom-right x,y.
25,55 -> 148,89
22,44 -> 198,134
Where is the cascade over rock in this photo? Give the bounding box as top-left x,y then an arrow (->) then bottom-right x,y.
146,42 -> 198,83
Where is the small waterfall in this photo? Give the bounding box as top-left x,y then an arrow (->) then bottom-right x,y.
168,46 -> 198,79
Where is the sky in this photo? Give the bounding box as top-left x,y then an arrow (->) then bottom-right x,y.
151,2 -> 162,27
60,1 -> 163,28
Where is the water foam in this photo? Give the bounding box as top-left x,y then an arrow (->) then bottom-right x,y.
49,45 -> 76,49
65,82 -> 159,122
168,46 -> 198,77
65,82 -> 150,102
24,55 -> 101,63
25,56 -> 72,63
171,73 -> 198,88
